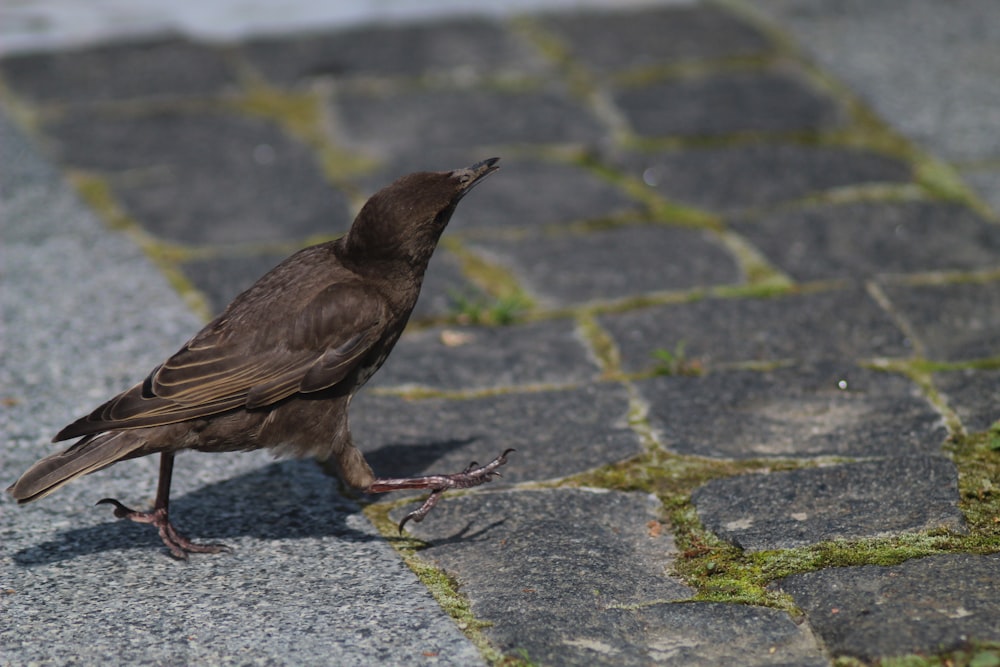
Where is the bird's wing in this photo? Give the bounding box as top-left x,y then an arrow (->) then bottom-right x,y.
55,283 -> 386,441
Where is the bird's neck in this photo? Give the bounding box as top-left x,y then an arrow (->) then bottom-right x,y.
334,238 -> 428,311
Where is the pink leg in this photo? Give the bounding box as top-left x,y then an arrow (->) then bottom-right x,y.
367,449 -> 514,532
97,452 -> 231,559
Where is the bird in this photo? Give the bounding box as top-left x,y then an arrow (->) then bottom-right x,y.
8,157 -> 513,559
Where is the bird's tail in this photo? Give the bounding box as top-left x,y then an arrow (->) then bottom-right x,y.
7,431 -> 148,504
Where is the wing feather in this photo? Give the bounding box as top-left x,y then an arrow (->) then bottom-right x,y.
55,282 -> 386,441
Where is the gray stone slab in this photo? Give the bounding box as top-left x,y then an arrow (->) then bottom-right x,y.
773,553 -> 1000,661
693,456 -> 966,551
601,287 -> 910,372
242,17 -> 549,83
385,157 -> 642,233
42,110 -> 352,244
733,201 -> 1000,282
748,0 -> 1000,163
637,363 -> 947,459
607,602 -> 827,667
332,87 -> 609,160
0,36 -> 237,103
882,281 -> 1000,362
626,144 -> 912,213
352,384 -> 640,487
540,5 -> 772,73
0,109 -> 482,666
373,318 -> 600,391
470,224 -> 742,306
614,68 -> 845,139
962,169 -> 1000,217
394,488 -> 699,666
2,459 -> 484,666
934,368 -> 1000,433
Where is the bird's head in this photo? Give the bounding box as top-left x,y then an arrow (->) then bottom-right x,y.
344,157 -> 500,269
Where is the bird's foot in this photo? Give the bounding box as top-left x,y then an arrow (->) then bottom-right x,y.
367,449 -> 515,533
96,498 -> 232,560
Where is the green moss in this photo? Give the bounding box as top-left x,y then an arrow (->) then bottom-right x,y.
441,237 -> 531,303
915,159 -> 991,215
833,642 -> 1000,667
446,289 -> 533,326
509,17 -> 595,104
70,171 -> 135,232
792,183 -> 927,208
948,428 -> 1000,538
566,441 -> 998,614
867,359 -> 965,437
231,87 -> 375,185
575,313 -> 622,378
609,54 -> 781,88
68,171 -> 215,319
714,230 -> 794,287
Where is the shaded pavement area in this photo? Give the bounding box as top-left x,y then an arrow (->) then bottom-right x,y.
2,1 -> 999,665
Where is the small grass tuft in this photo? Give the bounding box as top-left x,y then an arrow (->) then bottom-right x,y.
650,341 -> 704,377
447,289 -> 533,326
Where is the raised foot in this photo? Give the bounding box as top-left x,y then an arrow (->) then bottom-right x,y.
96,498 -> 232,560
367,448 -> 515,533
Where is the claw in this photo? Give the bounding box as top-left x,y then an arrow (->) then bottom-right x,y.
96,497 -> 138,519
96,495 -> 231,560
397,489 -> 445,533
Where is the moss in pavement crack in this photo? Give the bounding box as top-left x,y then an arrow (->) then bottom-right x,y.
363,501 -> 536,666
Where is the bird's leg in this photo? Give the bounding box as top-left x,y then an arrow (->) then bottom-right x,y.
97,452 -> 231,560
367,449 -> 514,532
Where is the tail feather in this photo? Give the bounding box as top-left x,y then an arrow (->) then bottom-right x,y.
7,432 -> 149,504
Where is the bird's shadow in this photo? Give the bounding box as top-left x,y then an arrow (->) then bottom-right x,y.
12,437 -> 481,566
361,436 -> 482,480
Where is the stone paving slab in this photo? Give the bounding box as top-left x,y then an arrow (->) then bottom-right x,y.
332,87 -> 608,160
935,368 -> 1000,434
773,553 -> 1000,661
432,158 -> 643,233
881,281 -> 1000,362
601,288 -> 910,373
42,109 -> 352,245
613,67 -> 845,138
352,384 -> 640,487
693,456 -> 967,551
732,201 -> 1000,281
623,144 -> 912,214
470,224 -> 742,306
395,488 -> 828,666
747,0 -> 1000,164
373,319 -> 601,391
636,363 -> 947,459
539,4 -> 772,71
0,36 -> 237,103
392,488 -> 693,666
241,16 -> 550,83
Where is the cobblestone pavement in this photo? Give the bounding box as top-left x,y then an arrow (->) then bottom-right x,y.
2,1 -> 999,665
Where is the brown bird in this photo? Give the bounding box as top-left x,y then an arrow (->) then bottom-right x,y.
8,157 -> 513,559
